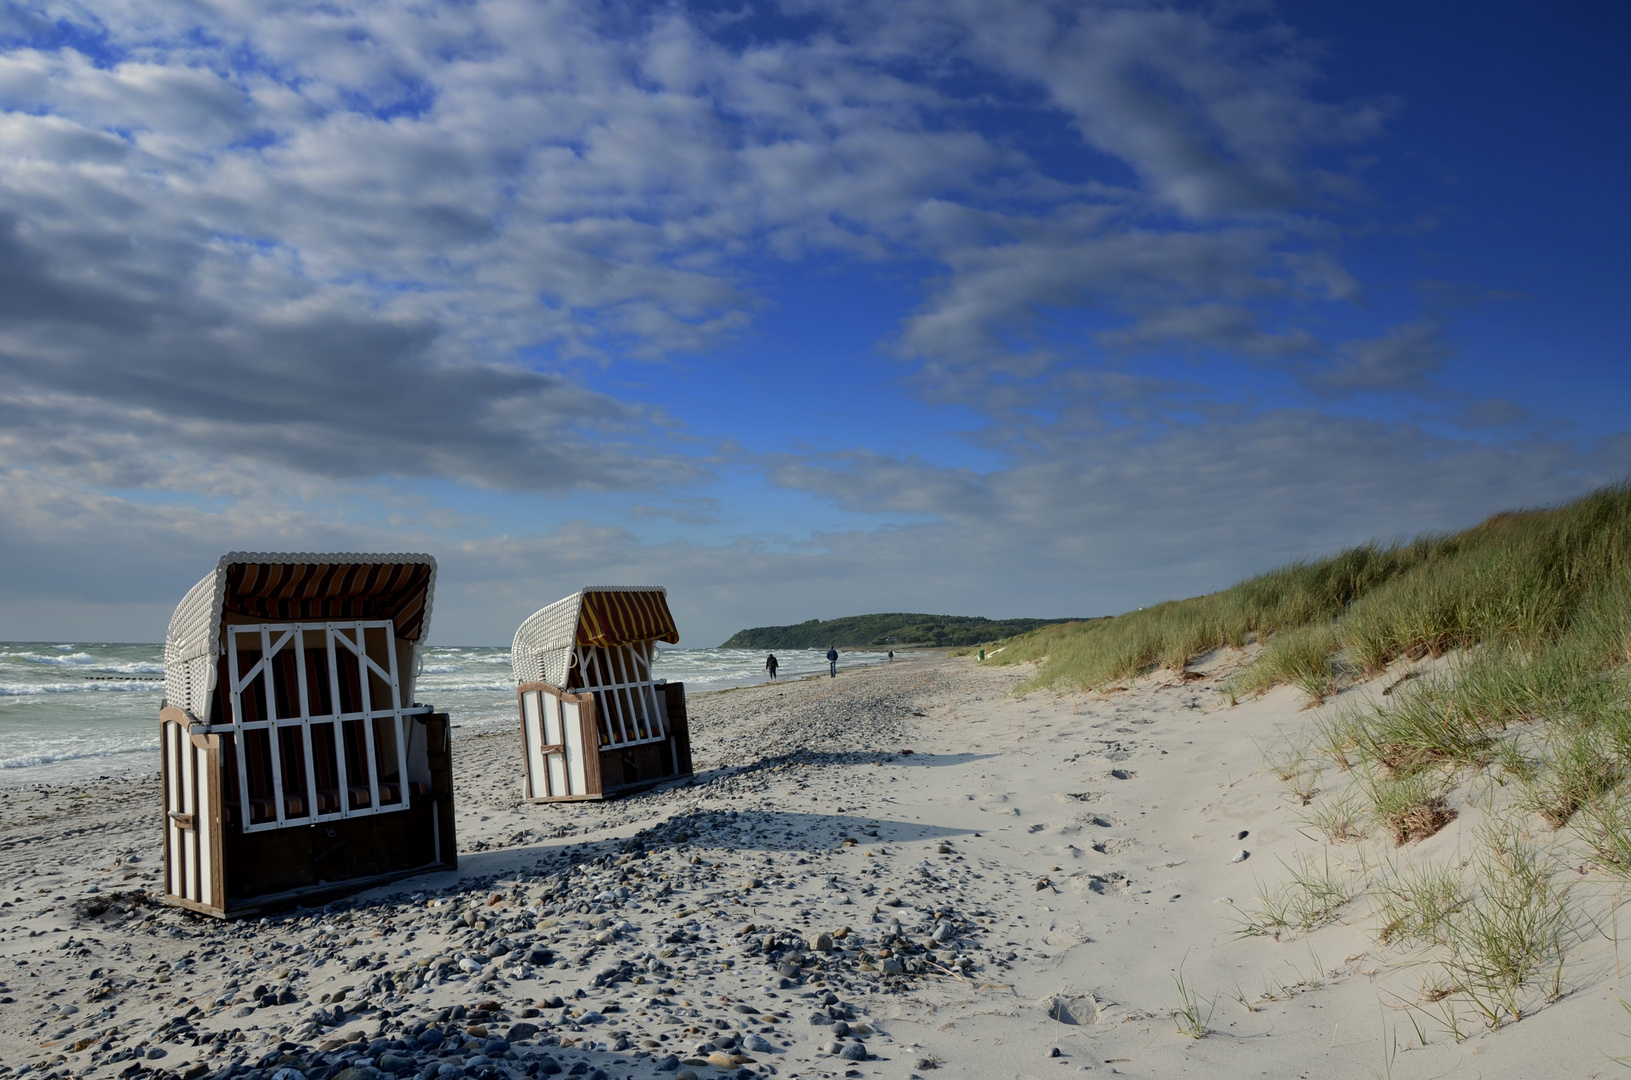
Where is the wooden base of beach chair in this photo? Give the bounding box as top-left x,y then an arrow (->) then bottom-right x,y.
162,709 -> 457,918
518,681 -> 693,802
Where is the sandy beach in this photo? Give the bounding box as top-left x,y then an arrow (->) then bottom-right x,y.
2,652 -> 1626,1080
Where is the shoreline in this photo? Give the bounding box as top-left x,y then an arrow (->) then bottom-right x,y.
0,650 -> 926,790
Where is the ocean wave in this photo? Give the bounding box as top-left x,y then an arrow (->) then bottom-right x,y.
420,664 -> 464,674
1,652 -> 164,675
4,651 -> 98,665
0,743 -> 158,769
425,651 -> 511,665
415,681 -> 515,694
0,681 -> 162,696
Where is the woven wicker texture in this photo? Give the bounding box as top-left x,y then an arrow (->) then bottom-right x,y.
163,552 -> 438,723
511,586 -> 674,687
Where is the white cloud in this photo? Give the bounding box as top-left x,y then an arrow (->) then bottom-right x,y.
0,0 -> 1390,490
2,0 -> 1593,649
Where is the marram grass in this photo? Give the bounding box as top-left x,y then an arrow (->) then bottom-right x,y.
984,482 -> 1631,1029
991,482 -> 1631,695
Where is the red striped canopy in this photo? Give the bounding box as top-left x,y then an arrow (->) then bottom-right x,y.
576,589 -> 680,648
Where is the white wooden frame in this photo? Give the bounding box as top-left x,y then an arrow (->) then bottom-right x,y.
571,640 -> 668,748
223,620 -> 426,834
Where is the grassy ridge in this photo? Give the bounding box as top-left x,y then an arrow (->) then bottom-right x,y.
990,483 -> 1631,696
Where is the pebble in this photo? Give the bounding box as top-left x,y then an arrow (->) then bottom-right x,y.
1232,850 -> 1250,863
6,660 -> 1055,1080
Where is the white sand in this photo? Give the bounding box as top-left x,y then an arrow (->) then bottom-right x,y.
0,652 -> 1624,1079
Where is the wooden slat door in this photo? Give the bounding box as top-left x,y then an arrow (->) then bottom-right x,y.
517,682 -> 601,800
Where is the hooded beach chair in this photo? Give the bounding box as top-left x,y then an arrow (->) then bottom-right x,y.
511,586 -> 693,801
159,553 -> 457,917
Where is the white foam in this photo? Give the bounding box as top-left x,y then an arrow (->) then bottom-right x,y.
0,681 -> 161,696
0,743 -> 159,769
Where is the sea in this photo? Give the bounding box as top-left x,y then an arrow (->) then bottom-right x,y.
0,643 -> 899,786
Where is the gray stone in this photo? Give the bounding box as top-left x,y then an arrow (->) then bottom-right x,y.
653,1055 -> 680,1072
535,1055 -> 562,1075
830,1021 -> 850,1037
506,1022 -> 539,1041
880,958 -> 904,974
483,1037 -> 510,1056
377,1052 -> 417,1073
808,932 -> 834,953
417,1028 -> 444,1049
743,1035 -> 775,1054
840,1041 -> 868,1062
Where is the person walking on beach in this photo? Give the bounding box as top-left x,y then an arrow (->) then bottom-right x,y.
887,650 -> 894,661
765,653 -> 779,682
827,644 -> 838,677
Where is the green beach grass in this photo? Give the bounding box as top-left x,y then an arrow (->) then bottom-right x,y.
988,481 -> 1631,1029
990,482 -> 1631,698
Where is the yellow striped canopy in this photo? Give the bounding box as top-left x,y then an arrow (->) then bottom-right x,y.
576,589 -> 680,648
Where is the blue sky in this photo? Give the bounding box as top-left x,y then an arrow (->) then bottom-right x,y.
0,0 -> 1626,646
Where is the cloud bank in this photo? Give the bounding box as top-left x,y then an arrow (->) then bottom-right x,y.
0,0 -> 1617,643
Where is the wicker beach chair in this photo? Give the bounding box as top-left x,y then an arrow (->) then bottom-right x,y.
159,553 -> 457,917
511,586 -> 693,801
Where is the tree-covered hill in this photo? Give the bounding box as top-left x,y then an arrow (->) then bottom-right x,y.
719,613 -> 1090,649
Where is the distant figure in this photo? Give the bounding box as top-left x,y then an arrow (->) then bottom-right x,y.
765,653 -> 779,682
827,644 -> 838,678
887,650 -> 894,661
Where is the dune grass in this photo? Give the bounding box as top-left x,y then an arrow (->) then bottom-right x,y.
989,485 -> 1631,853
990,483 -> 1631,694
988,483 -> 1631,1029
